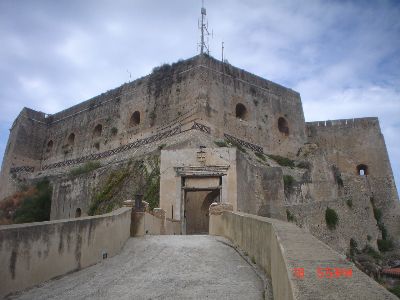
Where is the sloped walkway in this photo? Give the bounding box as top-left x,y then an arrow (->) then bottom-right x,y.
9,236 -> 265,300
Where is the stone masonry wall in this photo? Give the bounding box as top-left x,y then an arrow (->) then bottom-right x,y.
199,55 -> 307,156
306,118 -> 400,245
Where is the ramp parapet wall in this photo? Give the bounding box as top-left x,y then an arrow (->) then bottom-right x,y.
0,207 -> 131,298
210,211 -> 396,300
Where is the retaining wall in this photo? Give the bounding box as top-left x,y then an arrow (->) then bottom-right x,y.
131,212 -> 181,236
0,207 -> 131,298
210,211 -> 396,300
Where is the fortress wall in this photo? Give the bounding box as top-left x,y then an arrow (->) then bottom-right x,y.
200,56 -> 307,156
41,57 -> 202,167
307,117 -> 400,244
0,207 -> 131,298
0,108 -> 47,199
236,151 -> 286,220
286,191 -> 380,255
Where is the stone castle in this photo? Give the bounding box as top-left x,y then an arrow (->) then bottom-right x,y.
1,54 -> 399,254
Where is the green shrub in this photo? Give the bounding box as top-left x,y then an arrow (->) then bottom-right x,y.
111,127 -> 118,135
377,239 -> 394,252
378,223 -> 388,240
283,175 -> 295,192
325,207 -> 339,230
214,140 -> 228,147
70,161 -> 101,176
362,245 -> 382,260
286,209 -> 296,222
158,144 -> 167,150
346,199 -> 353,208
367,235 -> 372,241
267,154 -> 295,167
13,179 -> 52,224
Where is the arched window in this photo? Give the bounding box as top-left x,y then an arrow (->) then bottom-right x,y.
93,124 -> 102,137
46,140 -> 53,153
278,117 -> 289,136
67,133 -> 75,146
130,111 -> 141,126
75,208 -> 82,218
235,103 -> 247,120
357,164 -> 368,176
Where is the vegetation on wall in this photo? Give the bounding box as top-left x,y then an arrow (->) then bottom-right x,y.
0,179 -> 53,225
214,140 -> 228,147
255,152 -> 267,162
213,139 -> 246,153
88,156 -> 161,216
267,154 -> 295,168
69,161 -> 101,177
370,197 -> 393,252
346,198 -> 353,208
286,209 -> 296,223
88,167 -> 131,215
349,238 -> 359,257
283,175 -> 295,193
295,161 -> 310,169
332,165 -> 344,187
140,160 -> 161,210
325,207 -> 339,230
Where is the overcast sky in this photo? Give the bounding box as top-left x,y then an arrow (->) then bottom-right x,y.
0,0 -> 399,194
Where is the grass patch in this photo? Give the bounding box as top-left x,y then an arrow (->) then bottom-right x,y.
214,140 -> 228,147
296,161 -> 310,169
325,207 -> 339,230
70,161 -> 101,176
267,154 -> 294,168
389,285 -> 400,298
13,179 -> 52,224
255,152 -> 267,161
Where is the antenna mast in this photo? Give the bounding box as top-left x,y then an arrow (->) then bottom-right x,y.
198,0 -> 211,55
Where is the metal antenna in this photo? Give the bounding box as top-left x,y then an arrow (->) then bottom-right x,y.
198,0 -> 211,55
221,41 -> 224,62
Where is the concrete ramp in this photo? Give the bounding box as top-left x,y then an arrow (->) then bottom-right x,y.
9,236 -> 265,300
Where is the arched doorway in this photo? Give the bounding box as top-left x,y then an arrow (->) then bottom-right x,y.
184,188 -> 220,234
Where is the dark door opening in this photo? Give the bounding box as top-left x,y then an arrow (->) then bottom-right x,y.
184,189 -> 220,234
